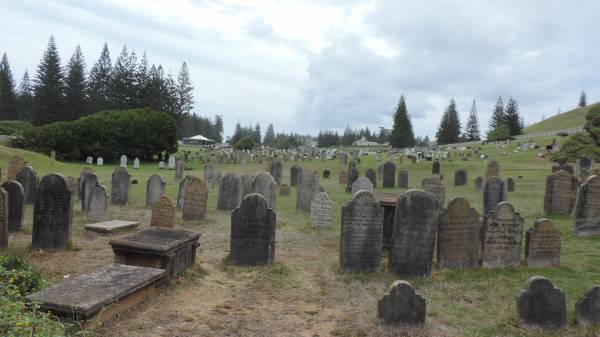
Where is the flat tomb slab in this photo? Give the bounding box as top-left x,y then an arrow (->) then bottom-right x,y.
26,264 -> 164,324
84,220 -> 139,234
373,191 -> 398,207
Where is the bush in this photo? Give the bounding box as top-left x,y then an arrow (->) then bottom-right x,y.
585,104 -> 600,146
11,108 -> 177,162
233,136 -> 257,150
553,133 -> 600,162
486,125 -> 511,142
0,121 -> 33,135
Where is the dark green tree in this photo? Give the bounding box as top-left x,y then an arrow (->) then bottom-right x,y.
212,115 -> 223,143
136,53 -> 150,107
17,71 -> 33,121
230,122 -> 242,145
145,65 -> 164,112
0,53 -> 19,120
389,95 -> 415,148
176,62 -> 194,124
464,99 -> 480,141
488,96 -> 505,131
254,123 -> 261,144
88,43 -> 112,113
109,46 -> 137,109
32,36 -> 65,125
579,90 -> 587,108
263,123 -> 275,146
435,98 -> 462,145
161,72 -> 178,117
504,97 -> 522,136
341,125 -> 356,146
64,45 -> 88,121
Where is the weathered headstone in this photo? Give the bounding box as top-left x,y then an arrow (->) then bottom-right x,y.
475,176 -> 484,192
377,281 -> 426,325
454,170 -> 467,186
296,170 -> 319,212
346,160 -> 359,193
338,170 -> 348,184
578,156 -> 593,176
481,202 -> 523,268
110,167 -> 130,205
176,176 -> 192,209
182,177 -> 207,221
543,170 -> 577,215
576,287 -> 600,327
432,160 -> 440,175
133,158 -> 140,169
507,177 -> 515,192
516,276 -> 566,331
96,157 -> 103,166
269,161 -> 283,185
525,218 -> 561,267
86,184 -> 108,223
398,170 -> 408,188
383,161 -> 396,188
252,173 -> 277,209
7,155 -> 25,181
290,165 -> 302,187
86,156 -> 93,164
390,189 -> 440,276
365,168 -> 377,187
168,155 -> 176,169
150,195 -> 176,228
1,181 -> 24,232
351,176 -> 373,195
81,173 -> 100,211
32,174 -> 72,250
483,176 -> 507,215
240,173 -> 254,197
158,161 -> 165,169
340,191 -> 384,273
310,192 -> 333,228
120,155 -> 127,168
230,193 -> 276,265
574,175 -> 600,236
437,197 -> 479,268
16,166 -> 37,205
217,173 -> 243,210
485,160 -> 500,179
0,187 -> 7,249
175,159 -> 184,179
377,164 -> 384,183
204,163 -> 215,185
146,175 -> 166,207
420,178 -> 445,206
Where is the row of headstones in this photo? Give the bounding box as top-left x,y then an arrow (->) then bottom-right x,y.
377,276 -> 600,330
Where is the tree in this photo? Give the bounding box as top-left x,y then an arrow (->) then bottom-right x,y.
212,115 -> 224,143
487,124 -> 510,142
17,71 -> 33,121
579,90 -> 587,108
464,99 -> 480,141
161,72 -> 178,117
0,53 -> 19,120
136,53 -> 150,107
176,62 -> 194,123
435,98 -> 462,145
488,96 -> 505,131
145,65 -> 164,112
263,123 -> 275,146
88,43 -> 112,114
254,123 -> 261,145
64,45 -> 88,121
230,122 -> 242,145
389,95 -> 415,148
32,36 -> 65,125
504,97 -> 522,136
109,46 -> 137,109
341,125 -> 356,146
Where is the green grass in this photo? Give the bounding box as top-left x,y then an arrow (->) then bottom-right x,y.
524,102 -> 598,134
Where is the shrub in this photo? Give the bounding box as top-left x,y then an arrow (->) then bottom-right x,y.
585,104 -> 600,146
552,133 -> 600,162
11,108 -> 177,162
233,136 -> 257,150
0,121 -> 33,135
486,125 -> 511,142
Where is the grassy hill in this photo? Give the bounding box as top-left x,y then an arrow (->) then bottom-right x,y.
523,102 -> 597,134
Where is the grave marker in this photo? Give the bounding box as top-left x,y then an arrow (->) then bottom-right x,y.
32,174 -> 72,250
481,202 -> 523,268
437,197 -> 479,268
310,192 -> 334,228
525,218 -> 561,267
516,276 -> 566,331
150,195 -> 176,228
230,193 -> 276,265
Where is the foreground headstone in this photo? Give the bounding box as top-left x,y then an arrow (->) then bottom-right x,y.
525,219 -> 561,267
182,177 -> 207,221
483,176 -> 507,215
340,191 -> 383,273
377,280 -> 426,326
86,184 -> 108,223
482,202 -> 523,268
0,187 -> 7,249
111,167 -> 130,205
573,175 -> 600,236
454,170 -> 467,186
146,175 -> 166,207
544,170 -> 577,215
1,181 -> 24,232
151,196 -> 176,228
269,160 -> 283,185
310,192 -> 334,228
351,176 -> 373,195
296,170 -> 319,212
383,161 -> 396,188
516,276 -> 566,331
398,170 -> 409,188
230,193 -> 276,265
252,173 -> 277,209
7,155 -> 25,181
576,287 -> 600,327
421,178 -> 445,206
390,189 -> 440,276
485,160 -> 500,179
16,166 -> 37,205
437,197 -> 479,268
32,174 -> 72,250
217,173 -> 243,210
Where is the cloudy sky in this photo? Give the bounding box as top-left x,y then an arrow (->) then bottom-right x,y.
1,0 -> 598,139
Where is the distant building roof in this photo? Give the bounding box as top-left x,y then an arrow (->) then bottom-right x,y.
184,134 -> 214,141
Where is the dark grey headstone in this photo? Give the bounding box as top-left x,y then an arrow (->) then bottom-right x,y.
483,176 -> 507,214
481,202 -> 523,268
378,281 -> 425,325
398,170 -> 408,188
87,184 -> 108,223
322,170 -> 330,179
365,168 -> 377,187
346,160 -> 359,193
437,197 -> 479,268
217,173 -> 243,210
507,177 -> 515,192
576,287 -> 600,327
543,170 -> 577,215
252,173 -> 277,209
574,175 -> 600,236
175,159 -> 184,179
578,156 -> 593,176
32,173 -> 72,250
146,175 -> 166,207
269,161 -> 283,185
432,160 -> 440,175
516,276 -> 566,331
111,167 -> 130,205
382,161 -> 396,188
454,170 -> 467,186
230,193 -> 276,265
16,166 -> 37,205
296,170 -> 319,212
1,180 -> 24,232
290,165 -> 302,187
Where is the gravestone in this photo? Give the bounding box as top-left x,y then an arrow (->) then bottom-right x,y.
398,170 -> 409,188
150,195 -> 176,228
338,170 -> 348,184
84,220 -> 139,235
483,176 -> 507,215
578,156 -> 593,176
146,175 -> 166,207
296,170 -> 319,212
182,177 -> 207,221
175,159 -> 184,179
382,161 -> 396,188
81,173 -> 100,211
485,160 -> 500,179
176,176 -> 192,209
290,165 -> 302,186
576,287 -> 600,327
351,176 -> 373,195
377,281 -> 426,326
217,173 -> 243,210
346,160 -> 359,193
204,163 -> 215,185
1,181 -> 23,232
86,184 -> 108,223
269,161 -> 283,185
32,174 -> 72,250
96,157 -> 103,166
279,184 -> 290,196
454,170 -> 467,186
377,164 -> 384,183
0,187 -> 7,249
340,191 -> 384,273
86,156 -> 93,164
111,167 -> 130,205
252,173 -> 277,209
322,170 -> 330,179
7,155 -> 25,181
168,156 -> 176,169
525,218 -> 561,267
481,202 -> 523,268
543,170 -> 577,215
420,178 -> 445,206
158,161 -> 165,169
574,175 -> 600,236
474,177 -> 484,192
516,276 -> 566,331
120,155 -> 127,168
240,173 -> 254,197
507,177 -> 515,192
437,197 -> 479,268
50,150 -> 56,160
230,193 -> 276,265
16,166 -> 37,205
432,160 -> 440,175
133,158 -> 140,169
390,189 -> 440,276
365,168 -> 377,187
310,192 -> 333,228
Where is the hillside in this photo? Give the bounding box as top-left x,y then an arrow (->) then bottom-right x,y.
523,102 -> 597,134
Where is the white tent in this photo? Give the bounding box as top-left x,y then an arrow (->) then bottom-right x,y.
181,134 -> 215,145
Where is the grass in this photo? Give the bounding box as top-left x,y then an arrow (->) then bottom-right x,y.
523,102 -> 598,134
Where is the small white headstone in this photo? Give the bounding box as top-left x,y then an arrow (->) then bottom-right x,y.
159,161 -> 165,169
133,158 -> 140,169
120,155 -> 127,167
86,156 -> 93,164
168,156 -> 176,169
97,157 -> 103,166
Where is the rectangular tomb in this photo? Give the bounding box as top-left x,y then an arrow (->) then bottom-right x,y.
373,191 -> 398,250
109,226 -> 201,281
84,220 -> 139,234
26,264 -> 164,328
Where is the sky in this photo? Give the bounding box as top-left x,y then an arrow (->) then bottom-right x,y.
1,0 -> 599,139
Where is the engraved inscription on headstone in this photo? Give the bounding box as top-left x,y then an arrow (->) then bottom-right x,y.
151,195 -> 176,228
543,170 -> 577,215
437,197 -> 479,268
183,177 -> 207,221
111,167 -> 130,205
86,184 -> 108,223
516,276 -> 566,331
252,173 -> 277,209
146,175 -> 166,207
217,173 -> 243,210
481,202 -> 523,268
377,280 -> 426,326
310,192 -> 334,228
525,218 -> 561,267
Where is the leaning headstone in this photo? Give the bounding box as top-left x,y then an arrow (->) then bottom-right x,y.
475,176 -> 484,192
576,287 -> 600,327
86,156 -> 93,164
1,181 -> 24,232
175,159 -> 184,179
420,178 -> 445,206
390,189 -> 440,276
377,281 -> 426,326
182,177 -> 207,221
338,170 -> 348,184
351,176 -> 373,195
432,160 -> 440,175
398,170 -> 408,188
96,157 -> 103,166
574,175 -> 600,236
32,174 -> 72,250
81,173 -> 100,211
252,173 -> 277,209
0,187 -> 7,249
485,160 -> 500,179
7,155 -> 25,181
543,170 -> 577,215
516,276 -> 566,331
507,178 -> 515,192
296,170 -> 319,212
86,184 -> 108,223
120,155 -> 127,168
525,218 -> 561,267
481,202 -> 523,268
437,197 -> 479,268
176,176 -> 192,209
146,175 -> 166,207
16,166 -> 37,205
454,170 -> 467,186
150,196 -> 176,228
133,158 -> 140,169
339,191 -> 384,273
382,161 -> 396,188
110,167 -> 130,205
310,192 -> 333,228
230,193 -> 276,265
365,168 -> 377,187
217,173 -> 243,210
483,176 -> 507,215
240,173 -> 254,197
290,165 -> 302,187
168,155 -> 176,169
269,161 -> 283,185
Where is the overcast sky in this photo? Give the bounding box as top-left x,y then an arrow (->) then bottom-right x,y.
1,0 -> 599,139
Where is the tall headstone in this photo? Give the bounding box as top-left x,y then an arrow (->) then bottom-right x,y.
390,189 -> 440,276
7,155 -> 25,181
16,166 -> 37,205
432,160 -> 440,175
217,173 -> 243,210
86,184 -> 108,222
543,170 -> 577,215
133,158 -> 140,169
175,159 -> 184,179
398,170 -> 408,188
0,187 -> 7,249
78,167 -> 95,201
485,160 -> 500,179
516,276 -> 566,331
483,176 -> 507,215
32,174 -> 72,250
310,192 -> 333,228
269,161 -> 283,185
182,177 -> 207,221
454,170 -> 467,186
146,175 -> 166,207
576,287 -> 600,327
120,155 -> 127,168
351,176 -> 373,195
252,173 -> 277,209
574,175 -> 600,236
481,202 -> 523,268
525,218 -> 561,267
240,173 -> 254,197
150,195 -> 176,228
296,170 -> 319,212
80,173 -> 100,211
1,181 -> 24,232
168,155 -> 176,169
365,168 -> 377,187
437,197 -> 479,268
230,193 -> 276,265
339,191 -> 384,273
110,167 -> 130,205
377,164 -> 384,183
382,161 -> 396,188
290,165 -> 302,187
377,281 -> 426,326
420,178 -> 445,206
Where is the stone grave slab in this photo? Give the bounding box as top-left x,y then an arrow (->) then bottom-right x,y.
84,220 -> 139,235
